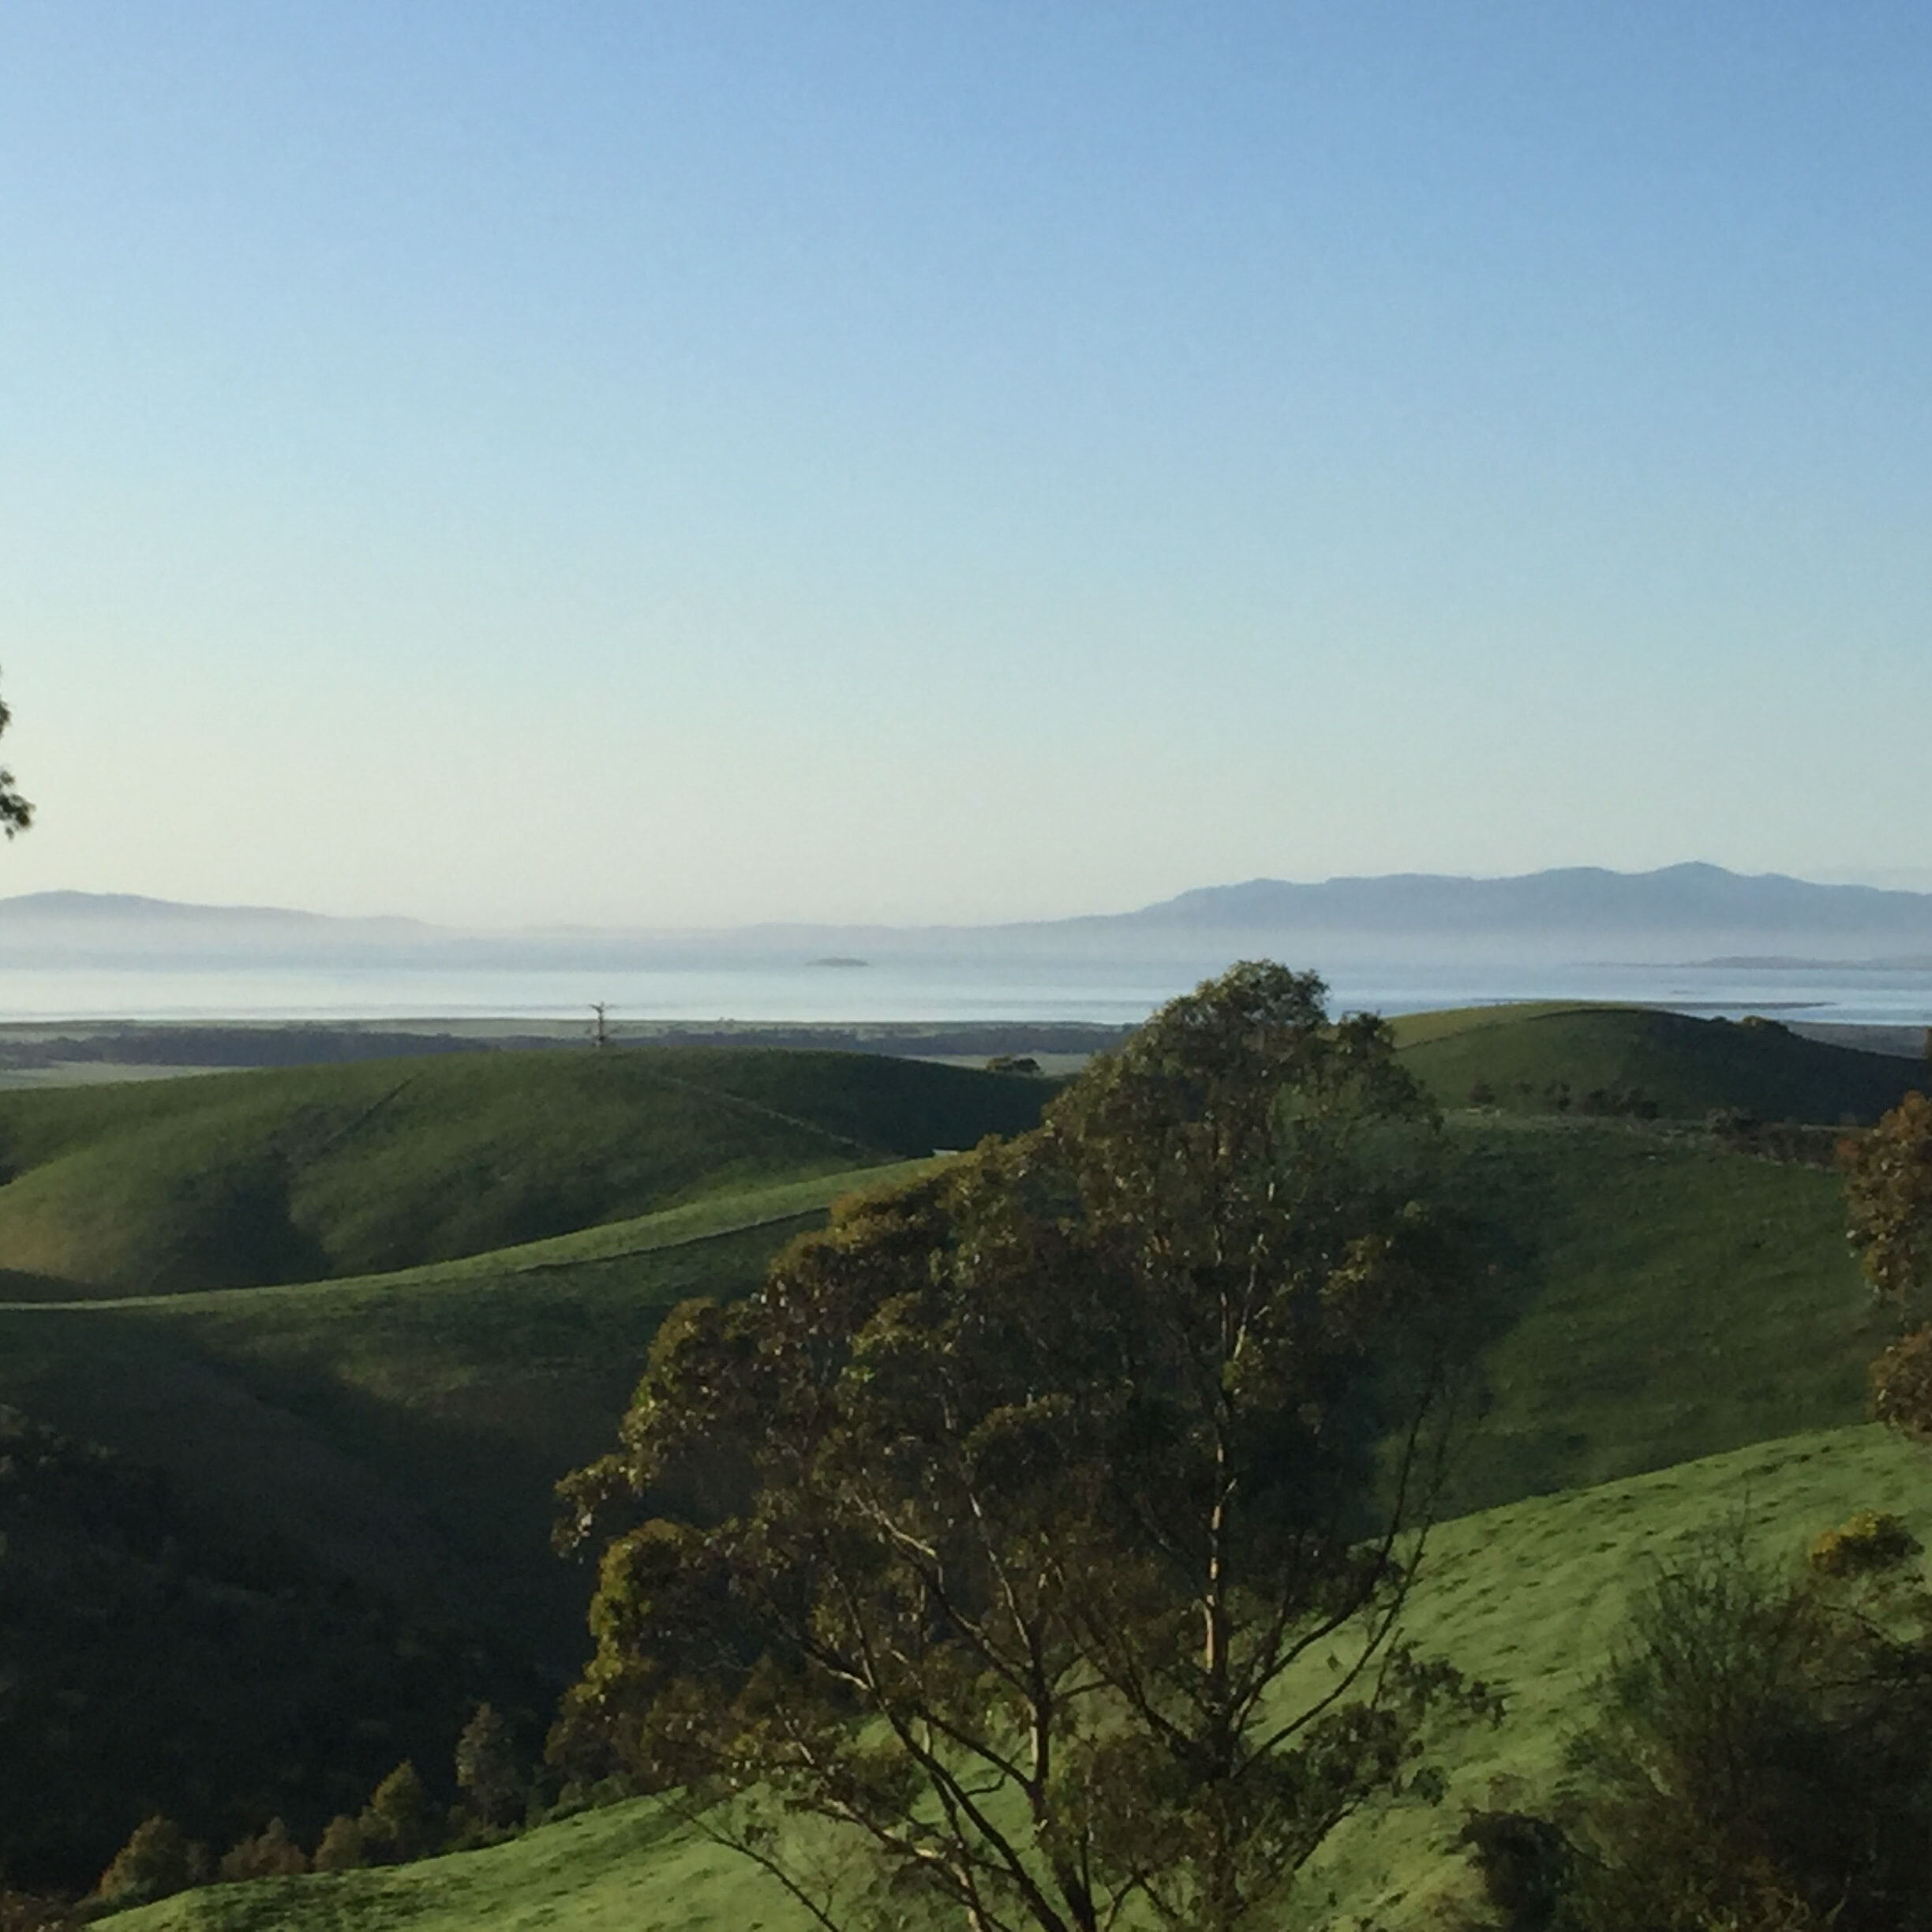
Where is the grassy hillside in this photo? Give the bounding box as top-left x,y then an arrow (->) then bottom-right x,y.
0,1163 -> 935,1663
0,1046 -> 1048,1298
7,1015 -> 1905,1906
1437,1115 -> 1878,1510
9,1114 -> 1880,1900
1395,1002 -> 1926,1125
118,1424 -> 1932,1932
0,1163 -> 930,1892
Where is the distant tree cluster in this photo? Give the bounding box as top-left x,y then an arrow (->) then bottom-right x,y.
73,1708 -> 535,1919
1706,1107 -> 1840,1166
1466,1078 -> 1659,1120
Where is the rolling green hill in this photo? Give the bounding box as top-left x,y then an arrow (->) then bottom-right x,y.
115,1424 -> 1932,1932
0,1163 -> 937,1663
7,1013 -> 1915,1912
0,1046 -> 1047,1298
0,1162 -> 930,1892
4,1114 -> 1881,1902
1395,1002 -> 1926,1125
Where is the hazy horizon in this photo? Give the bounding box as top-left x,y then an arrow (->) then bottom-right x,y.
4,6 -> 1927,927
12,857 -> 1932,942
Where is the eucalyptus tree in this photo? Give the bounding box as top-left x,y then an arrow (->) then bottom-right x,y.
556,963 -> 1485,1932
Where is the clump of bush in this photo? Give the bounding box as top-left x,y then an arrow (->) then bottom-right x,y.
1808,1509 -> 1920,1578
1458,1810 -> 1572,1930
1706,1107 -> 1840,1166
0,1886 -> 79,1930
1460,1524 -> 1932,1932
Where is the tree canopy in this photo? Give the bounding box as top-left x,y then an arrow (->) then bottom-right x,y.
1843,1091 -> 1932,1433
554,962 -> 1487,1932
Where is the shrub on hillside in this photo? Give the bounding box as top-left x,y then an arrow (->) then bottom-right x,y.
1546,1529 -> 1932,1932
1808,1509 -> 1920,1578
1458,1810 -> 1573,1930
1870,1324 -> 1932,1436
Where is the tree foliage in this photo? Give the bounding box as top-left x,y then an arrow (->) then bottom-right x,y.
454,1702 -> 526,1832
0,680 -> 29,840
92,1816 -> 208,1913
1842,1090 -> 1932,1432
216,1818 -> 308,1882
556,963 -> 1486,1932
1844,1089 -> 1932,1308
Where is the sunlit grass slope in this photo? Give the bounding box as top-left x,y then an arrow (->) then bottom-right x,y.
119,1425 -> 1932,1932
1309,1422 -> 1932,1927
1395,1003 -> 1925,1124
0,1047 -> 1048,1297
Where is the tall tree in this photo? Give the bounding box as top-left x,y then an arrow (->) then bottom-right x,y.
555,964 -> 1486,1932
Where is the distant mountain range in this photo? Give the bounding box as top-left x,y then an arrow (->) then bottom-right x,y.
1108,864 -> 1932,949
4,865 -> 1932,970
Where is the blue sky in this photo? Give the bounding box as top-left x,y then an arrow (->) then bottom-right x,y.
2,2 -> 1926,926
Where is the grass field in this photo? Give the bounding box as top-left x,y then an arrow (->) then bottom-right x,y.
0,1046 -> 1048,1297
1436,1114 -> 1878,1509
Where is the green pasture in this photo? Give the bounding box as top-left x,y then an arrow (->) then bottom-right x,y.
1437,1114 -> 1878,1509
0,1046 -> 1046,1297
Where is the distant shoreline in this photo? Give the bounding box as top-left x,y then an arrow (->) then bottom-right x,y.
0,1012 -> 1920,1092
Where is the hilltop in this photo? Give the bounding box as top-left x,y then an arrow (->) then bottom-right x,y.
1394,1002 -> 1926,1125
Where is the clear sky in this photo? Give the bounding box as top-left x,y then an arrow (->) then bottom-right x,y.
1,2 -> 1926,927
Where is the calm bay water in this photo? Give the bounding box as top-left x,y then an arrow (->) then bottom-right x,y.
1,953 -> 1930,1028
